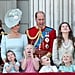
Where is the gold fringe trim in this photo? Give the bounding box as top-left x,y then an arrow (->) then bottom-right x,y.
34,28 -> 44,46
26,26 -> 46,46
26,30 -> 39,39
26,28 -> 43,40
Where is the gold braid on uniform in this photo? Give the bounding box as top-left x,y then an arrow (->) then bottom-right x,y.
26,28 -> 44,46
26,29 -> 40,40
34,28 -> 43,46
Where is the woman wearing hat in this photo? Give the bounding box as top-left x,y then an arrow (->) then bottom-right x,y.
1,9 -> 28,63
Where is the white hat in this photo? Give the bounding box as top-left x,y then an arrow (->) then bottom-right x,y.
5,8 -> 22,28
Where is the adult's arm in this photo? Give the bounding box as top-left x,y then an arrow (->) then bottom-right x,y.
1,35 -> 6,63
52,39 -> 61,66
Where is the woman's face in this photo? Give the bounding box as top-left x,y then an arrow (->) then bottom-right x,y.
11,24 -> 20,33
61,24 -> 70,33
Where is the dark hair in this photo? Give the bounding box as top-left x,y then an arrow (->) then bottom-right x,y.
35,11 -> 45,19
6,50 -> 17,62
57,22 -> 75,49
0,19 -> 2,27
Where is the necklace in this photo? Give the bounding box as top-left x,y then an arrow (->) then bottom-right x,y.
64,41 -> 69,46
63,40 -> 71,49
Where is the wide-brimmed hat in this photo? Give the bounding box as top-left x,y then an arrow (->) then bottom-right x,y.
5,8 -> 22,28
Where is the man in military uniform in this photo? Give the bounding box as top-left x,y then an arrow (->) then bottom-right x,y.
26,11 -> 56,59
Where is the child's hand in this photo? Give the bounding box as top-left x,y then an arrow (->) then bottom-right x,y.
23,50 -> 26,58
14,65 -> 19,72
6,65 -> 13,72
10,62 -> 14,67
31,52 -> 34,59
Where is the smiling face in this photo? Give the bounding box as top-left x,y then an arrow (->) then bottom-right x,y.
25,44 -> 35,57
41,55 -> 50,66
62,52 -> 72,64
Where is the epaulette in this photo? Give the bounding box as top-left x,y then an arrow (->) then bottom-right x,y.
26,27 -> 39,39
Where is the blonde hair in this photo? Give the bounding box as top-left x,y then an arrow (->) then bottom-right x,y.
25,44 -> 34,49
62,52 -> 73,65
24,44 -> 35,53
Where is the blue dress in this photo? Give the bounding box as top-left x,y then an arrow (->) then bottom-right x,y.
1,34 -> 28,61
3,62 -> 20,73
59,65 -> 75,72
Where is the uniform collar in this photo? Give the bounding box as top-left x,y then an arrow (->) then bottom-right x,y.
35,25 -> 46,30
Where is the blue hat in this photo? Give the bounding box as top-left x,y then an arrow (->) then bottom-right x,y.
5,9 -> 22,28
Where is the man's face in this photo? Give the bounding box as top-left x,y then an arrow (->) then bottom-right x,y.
35,13 -> 45,28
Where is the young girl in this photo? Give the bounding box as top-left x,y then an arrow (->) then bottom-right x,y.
59,52 -> 75,72
21,44 -> 39,73
3,50 -> 20,73
39,53 -> 58,73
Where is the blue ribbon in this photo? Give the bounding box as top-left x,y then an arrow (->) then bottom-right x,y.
35,27 -> 52,49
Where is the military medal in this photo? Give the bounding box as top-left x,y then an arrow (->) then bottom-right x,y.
45,37 -> 49,43
45,44 -> 49,49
